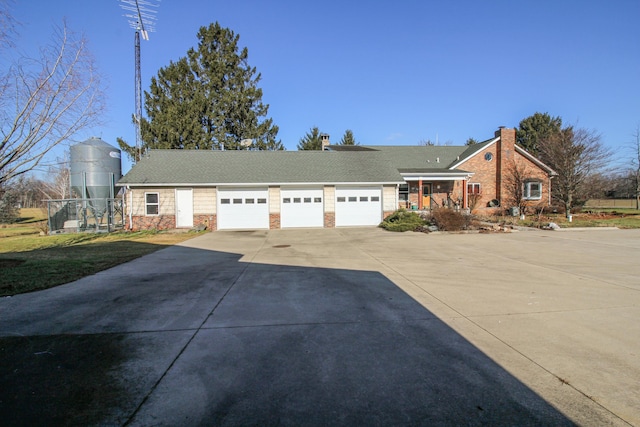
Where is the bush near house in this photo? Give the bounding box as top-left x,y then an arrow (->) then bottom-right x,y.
430,208 -> 474,231
379,209 -> 426,232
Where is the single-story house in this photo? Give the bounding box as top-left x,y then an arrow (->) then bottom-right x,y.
118,127 -> 555,231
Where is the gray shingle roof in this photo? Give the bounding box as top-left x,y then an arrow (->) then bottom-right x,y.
357,145 -> 468,170
329,141 -> 498,171
118,149 -> 405,185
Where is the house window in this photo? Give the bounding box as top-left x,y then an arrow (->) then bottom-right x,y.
524,181 -> 542,200
399,184 -> 409,202
145,193 -> 159,215
467,183 -> 481,195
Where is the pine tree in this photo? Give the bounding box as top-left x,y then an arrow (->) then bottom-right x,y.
516,112 -> 562,156
297,127 -> 324,150
118,22 -> 282,160
339,129 -> 358,145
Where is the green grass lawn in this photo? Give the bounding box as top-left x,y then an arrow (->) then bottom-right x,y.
0,209 -> 204,296
517,210 -> 640,229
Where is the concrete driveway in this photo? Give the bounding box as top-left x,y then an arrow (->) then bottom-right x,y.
1,228 -> 639,426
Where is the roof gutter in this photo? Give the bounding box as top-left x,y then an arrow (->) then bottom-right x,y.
118,181 -> 406,187
400,172 -> 474,181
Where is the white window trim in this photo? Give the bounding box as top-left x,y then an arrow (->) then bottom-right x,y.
145,192 -> 160,216
524,181 -> 542,200
467,183 -> 481,195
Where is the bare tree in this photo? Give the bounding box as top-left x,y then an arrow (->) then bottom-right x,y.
0,13 -> 106,188
40,155 -> 71,200
0,0 -> 18,51
11,175 -> 46,208
503,159 -> 529,215
538,126 -> 612,216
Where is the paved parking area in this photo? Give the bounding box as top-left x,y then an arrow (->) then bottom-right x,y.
1,228 -> 639,426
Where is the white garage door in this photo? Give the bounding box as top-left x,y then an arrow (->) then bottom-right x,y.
281,187 -> 324,228
335,187 -> 382,227
217,188 -> 269,230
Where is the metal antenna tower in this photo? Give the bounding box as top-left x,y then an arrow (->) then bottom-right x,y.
119,0 -> 160,161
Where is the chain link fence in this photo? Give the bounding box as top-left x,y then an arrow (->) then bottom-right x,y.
46,198 -> 124,234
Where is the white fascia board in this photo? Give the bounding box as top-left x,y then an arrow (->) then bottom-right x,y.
448,137 -> 499,169
400,173 -> 473,181
121,181 -> 405,187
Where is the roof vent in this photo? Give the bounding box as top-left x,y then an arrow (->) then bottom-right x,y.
436,157 -> 440,163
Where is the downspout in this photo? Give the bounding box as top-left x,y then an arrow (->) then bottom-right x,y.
127,185 -> 133,230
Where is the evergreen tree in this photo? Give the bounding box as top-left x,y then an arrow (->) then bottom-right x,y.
465,137 -> 478,146
516,112 -> 562,156
339,129 -> 358,145
0,189 -> 19,224
297,127 -> 324,150
118,22 -> 282,160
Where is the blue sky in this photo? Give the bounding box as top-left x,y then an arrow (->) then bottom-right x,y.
9,0 -> 640,174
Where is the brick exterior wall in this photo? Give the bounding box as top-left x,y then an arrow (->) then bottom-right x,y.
383,211 -> 394,219
324,212 -> 335,228
496,127 -> 515,203
459,127 -> 551,213
269,213 -> 281,229
130,215 -> 175,231
408,191 -> 419,208
460,141 -> 499,211
193,214 -> 215,231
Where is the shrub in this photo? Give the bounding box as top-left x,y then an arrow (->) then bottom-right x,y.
535,205 -> 564,215
380,209 -> 427,232
430,208 -> 472,231
0,191 -> 19,224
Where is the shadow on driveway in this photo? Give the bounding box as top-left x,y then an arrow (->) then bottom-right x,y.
0,243 -> 574,426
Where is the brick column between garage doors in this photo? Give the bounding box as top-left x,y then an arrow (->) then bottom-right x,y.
269,213 -> 281,229
324,212 -> 335,228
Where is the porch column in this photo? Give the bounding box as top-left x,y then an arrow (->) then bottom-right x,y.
418,179 -> 423,209
462,178 -> 468,209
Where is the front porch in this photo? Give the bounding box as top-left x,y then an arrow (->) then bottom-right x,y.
399,178 -> 468,211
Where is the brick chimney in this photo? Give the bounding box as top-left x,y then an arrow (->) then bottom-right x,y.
321,133 -> 330,151
495,126 -> 517,203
